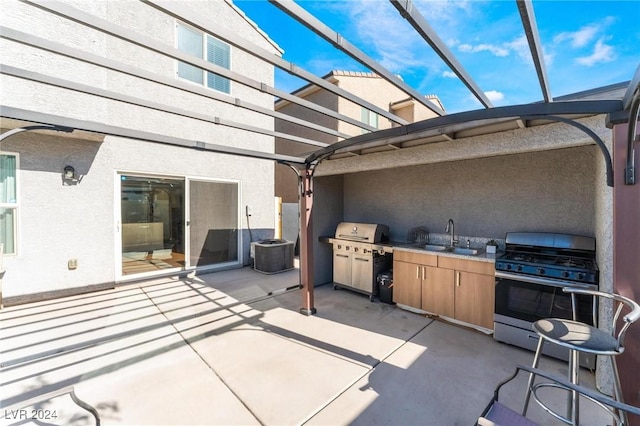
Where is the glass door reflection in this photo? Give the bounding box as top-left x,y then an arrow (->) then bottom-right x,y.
120,175 -> 185,275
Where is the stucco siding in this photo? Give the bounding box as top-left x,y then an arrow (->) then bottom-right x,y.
0,0 -> 278,299
1,0 -> 277,150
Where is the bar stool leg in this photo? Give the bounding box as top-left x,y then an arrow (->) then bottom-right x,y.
523,336 -> 545,416
569,349 -> 580,425
611,357 -> 628,426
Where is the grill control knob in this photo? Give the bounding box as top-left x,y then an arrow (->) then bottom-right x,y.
577,273 -> 585,280
537,267 -> 545,275
506,264 -> 512,270
515,265 -> 523,272
562,271 -> 570,279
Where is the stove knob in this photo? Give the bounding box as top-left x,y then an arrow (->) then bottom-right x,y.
346,246 -> 350,251
354,247 -> 359,253
337,245 -> 342,250
561,271 -> 570,279
577,272 -> 585,280
506,264 -> 512,270
537,267 -> 545,275
515,265 -> 523,272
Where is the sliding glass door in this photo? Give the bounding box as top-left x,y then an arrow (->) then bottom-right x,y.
118,174 -> 240,277
120,175 -> 185,276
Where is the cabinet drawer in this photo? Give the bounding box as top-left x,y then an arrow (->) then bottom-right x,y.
394,250 -> 438,266
438,256 -> 495,275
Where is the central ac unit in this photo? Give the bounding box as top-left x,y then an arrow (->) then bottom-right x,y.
251,239 -> 294,274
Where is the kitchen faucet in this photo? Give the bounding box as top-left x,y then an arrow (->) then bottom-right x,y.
445,219 -> 459,247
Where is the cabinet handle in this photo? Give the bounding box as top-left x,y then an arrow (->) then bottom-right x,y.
456,271 -> 460,286
423,266 -> 427,280
416,266 -> 421,279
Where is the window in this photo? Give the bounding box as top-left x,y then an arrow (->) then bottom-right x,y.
361,107 -> 378,134
177,22 -> 231,94
0,153 -> 18,255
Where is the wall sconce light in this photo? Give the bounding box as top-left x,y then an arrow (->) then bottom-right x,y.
63,165 -> 76,180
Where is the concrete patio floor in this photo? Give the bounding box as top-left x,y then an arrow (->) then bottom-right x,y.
1,266 -> 611,425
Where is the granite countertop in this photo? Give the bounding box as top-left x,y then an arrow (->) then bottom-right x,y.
391,243 -> 502,263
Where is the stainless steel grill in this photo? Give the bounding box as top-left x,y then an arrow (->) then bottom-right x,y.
326,222 -> 392,301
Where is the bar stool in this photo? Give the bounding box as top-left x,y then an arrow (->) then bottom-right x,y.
523,287 -> 640,425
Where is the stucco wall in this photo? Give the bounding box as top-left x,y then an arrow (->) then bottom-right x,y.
1,131 -> 275,298
341,146 -> 597,241
0,0 -> 279,299
0,0 -> 277,147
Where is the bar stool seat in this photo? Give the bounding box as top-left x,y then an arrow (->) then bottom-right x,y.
533,318 -> 619,354
523,288 -> 640,426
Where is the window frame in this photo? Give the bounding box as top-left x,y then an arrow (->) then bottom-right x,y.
175,21 -> 232,95
361,108 -> 379,134
0,151 -> 19,256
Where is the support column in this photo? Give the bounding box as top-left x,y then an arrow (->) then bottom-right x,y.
299,167 -> 316,315
613,122 -> 640,418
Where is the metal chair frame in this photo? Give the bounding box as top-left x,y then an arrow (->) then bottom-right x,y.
523,287 -> 640,425
478,365 -> 640,426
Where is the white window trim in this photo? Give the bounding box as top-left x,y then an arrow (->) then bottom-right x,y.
0,151 -> 19,256
175,20 -> 232,95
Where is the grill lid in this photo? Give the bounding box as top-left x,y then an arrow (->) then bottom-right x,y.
334,222 -> 389,243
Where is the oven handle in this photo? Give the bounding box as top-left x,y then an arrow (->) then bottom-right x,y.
495,271 -> 597,289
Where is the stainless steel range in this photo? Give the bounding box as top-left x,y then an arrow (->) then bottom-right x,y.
494,232 -> 599,369
327,222 -> 392,301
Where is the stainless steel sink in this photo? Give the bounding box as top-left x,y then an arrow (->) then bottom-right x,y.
416,244 -> 481,255
420,244 -> 449,252
449,247 -> 480,255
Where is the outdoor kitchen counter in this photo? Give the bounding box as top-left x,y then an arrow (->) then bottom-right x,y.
319,237 -> 502,262
390,244 -> 502,263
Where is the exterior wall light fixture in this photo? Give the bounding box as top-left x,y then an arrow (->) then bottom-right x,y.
63,165 -> 75,180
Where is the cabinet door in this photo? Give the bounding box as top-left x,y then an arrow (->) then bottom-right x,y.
454,271 -> 495,329
393,260 -> 422,308
351,255 -> 373,292
422,265 -> 455,317
333,252 -> 351,285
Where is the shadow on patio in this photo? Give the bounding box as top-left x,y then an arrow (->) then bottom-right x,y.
0,266 -> 606,425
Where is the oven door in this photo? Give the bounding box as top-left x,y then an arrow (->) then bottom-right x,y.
495,274 -> 596,326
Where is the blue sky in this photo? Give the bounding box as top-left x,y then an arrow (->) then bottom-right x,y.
235,0 -> 639,114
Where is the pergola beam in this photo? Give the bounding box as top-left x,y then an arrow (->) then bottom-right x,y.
143,0 -> 409,126
390,0 -> 493,109
1,106 -> 307,164
268,0 -> 446,117
19,0 -> 377,133
517,0 -> 553,103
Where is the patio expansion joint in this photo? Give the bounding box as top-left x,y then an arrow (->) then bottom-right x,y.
138,285 -> 266,426
299,319 -> 436,425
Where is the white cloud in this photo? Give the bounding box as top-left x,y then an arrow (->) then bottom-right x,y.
442,71 -> 457,78
576,38 -> 616,66
458,43 -> 509,57
484,90 -> 505,102
554,24 -> 599,48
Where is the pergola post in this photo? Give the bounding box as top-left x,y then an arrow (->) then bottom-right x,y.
299,166 -> 316,315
